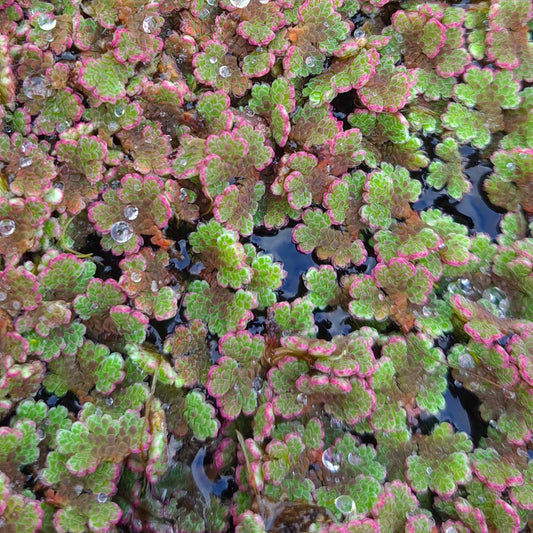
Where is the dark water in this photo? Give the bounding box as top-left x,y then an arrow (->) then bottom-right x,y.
250,226 -> 319,300
413,145 -> 504,239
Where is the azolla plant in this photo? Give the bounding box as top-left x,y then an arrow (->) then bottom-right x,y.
0,0 -> 531,531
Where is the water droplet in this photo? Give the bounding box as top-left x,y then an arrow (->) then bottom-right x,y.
56,121 -> 70,133
421,306 -> 431,317
23,76 -> 51,99
458,278 -> 472,294
131,272 -> 142,283
244,106 -> 255,117
37,15 -> 57,31
334,495 -> 356,515
497,299 -> 509,317
151,280 -> 158,292
206,0 -> 217,4
252,377 -> 262,393
305,56 -> 315,67
230,0 -> 250,7
142,16 -> 157,34
296,393 -> 307,405
178,188 -> 187,201
104,397 -> 114,406
74,484 -> 83,495
458,353 -> 475,369
347,452 -> 362,466
330,417 -> 343,429
198,8 -> 210,19
19,157 -> 32,168
377,293 -> 385,301
0,219 -> 15,237
96,493 -> 108,503
517,448 -> 527,457
11,300 -> 20,310
219,66 -> 231,78
113,104 -> 125,117
209,56 -> 218,64
506,162 -> 515,171
123,205 -> 139,221
353,30 -> 365,39
322,449 -> 340,473
503,389 -> 516,400
444,527 -> 458,533
44,32 -> 54,42
323,22 -> 329,29
110,221 -> 133,244
425,467 -> 432,475
20,141 -> 34,154
0,292 -> 6,302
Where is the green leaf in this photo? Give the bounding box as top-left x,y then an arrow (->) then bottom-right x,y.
184,390 -> 220,440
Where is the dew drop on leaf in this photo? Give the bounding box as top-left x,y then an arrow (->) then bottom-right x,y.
230,0 -> 250,7
123,205 -> 139,221
207,0 -> 217,4
506,162 -> 515,171
113,104 -> 125,117
198,8 -> 210,19
334,495 -> 356,515
444,527 -> 458,533
104,397 -> 114,406
252,377 -> 262,394
347,452 -> 362,466
12,300 -> 20,310
457,278 -> 472,294
0,219 -> 16,237
209,56 -> 218,64
151,280 -> 159,292
353,30 -> 365,39
322,448 -> 340,473
37,15 -> 57,31
20,141 -> 34,154
96,493 -> 108,503
296,393 -> 307,405
457,353 -> 475,369
19,156 -> 32,168
142,16 -> 157,34
110,221 -> 133,243
131,272 -> 142,283
23,76 -> 51,99
305,56 -> 315,67
56,121 -> 70,133
219,66 -> 231,78
425,467 -> 432,475
0,291 -> 6,301
74,484 -> 83,495
259,0 -> 269,3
